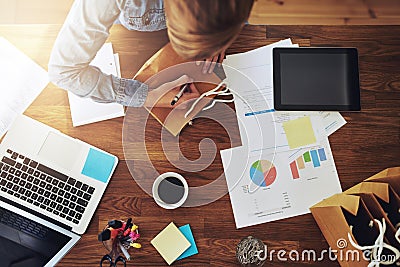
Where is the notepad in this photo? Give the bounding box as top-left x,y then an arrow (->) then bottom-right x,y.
68,43 -> 125,127
81,148 -> 116,183
151,222 -> 191,265
134,43 -> 225,136
177,224 -> 198,260
283,116 -> 317,149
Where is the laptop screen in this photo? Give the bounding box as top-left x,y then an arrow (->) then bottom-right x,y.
0,206 -> 72,267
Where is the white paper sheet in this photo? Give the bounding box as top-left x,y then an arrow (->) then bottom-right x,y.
318,111 -> 347,136
0,37 -> 49,138
68,43 -> 125,127
221,138 -> 342,228
114,53 -> 121,78
224,38 -> 294,114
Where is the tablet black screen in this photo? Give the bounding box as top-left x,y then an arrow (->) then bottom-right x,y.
273,48 -> 360,111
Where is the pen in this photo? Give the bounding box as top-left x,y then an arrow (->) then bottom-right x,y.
171,83 -> 190,106
123,227 -> 131,237
123,218 -> 132,232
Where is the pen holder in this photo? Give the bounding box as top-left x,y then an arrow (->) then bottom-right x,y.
100,219 -> 141,261
102,236 -> 121,260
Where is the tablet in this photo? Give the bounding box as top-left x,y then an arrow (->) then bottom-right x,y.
273,47 -> 360,111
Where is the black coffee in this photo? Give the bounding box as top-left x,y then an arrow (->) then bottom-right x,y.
157,177 -> 185,204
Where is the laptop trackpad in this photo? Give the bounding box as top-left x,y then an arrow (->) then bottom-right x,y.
38,132 -> 83,171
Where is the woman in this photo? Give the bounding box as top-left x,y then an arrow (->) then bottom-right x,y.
48,0 -> 254,108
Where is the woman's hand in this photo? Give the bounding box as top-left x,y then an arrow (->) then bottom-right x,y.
144,75 -> 200,109
196,50 -> 226,74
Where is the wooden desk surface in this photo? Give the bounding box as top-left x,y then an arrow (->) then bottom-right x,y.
0,24 -> 399,266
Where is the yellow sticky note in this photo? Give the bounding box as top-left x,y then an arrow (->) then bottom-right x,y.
151,222 -> 191,265
283,116 -> 317,149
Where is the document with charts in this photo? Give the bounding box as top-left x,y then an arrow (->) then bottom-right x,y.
221,138 -> 342,228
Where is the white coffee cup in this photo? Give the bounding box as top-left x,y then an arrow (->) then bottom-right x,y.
152,172 -> 189,209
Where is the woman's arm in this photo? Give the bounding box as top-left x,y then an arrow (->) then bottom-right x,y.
48,0 -> 148,107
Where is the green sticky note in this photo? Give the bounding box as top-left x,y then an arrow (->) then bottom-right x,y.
283,116 -> 317,149
81,148 -> 116,183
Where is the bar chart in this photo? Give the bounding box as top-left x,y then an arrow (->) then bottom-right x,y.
289,148 -> 327,179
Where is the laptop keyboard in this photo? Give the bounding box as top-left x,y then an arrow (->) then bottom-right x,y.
0,149 -> 95,225
0,205 -> 49,239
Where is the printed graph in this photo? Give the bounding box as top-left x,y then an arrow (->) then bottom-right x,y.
250,160 -> 277,187
289,148 -> 327,179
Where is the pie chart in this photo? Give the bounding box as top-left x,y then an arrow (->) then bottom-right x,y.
250,160 -> 277,187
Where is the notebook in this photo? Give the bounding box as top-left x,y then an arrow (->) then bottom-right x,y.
150,222 -> 191,265
68,43 -> 125,127
134,43 -> 226,136
0,114 -> 118,266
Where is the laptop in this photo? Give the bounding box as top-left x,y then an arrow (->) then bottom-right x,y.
0,115 -> 118,266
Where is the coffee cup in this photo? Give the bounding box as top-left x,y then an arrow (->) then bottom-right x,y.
152,172 -> 188,209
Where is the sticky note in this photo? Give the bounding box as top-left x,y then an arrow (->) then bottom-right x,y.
177,224 -> 198,260
151,222 -> 191,265
81,148 -> 116,183
283,116 -> 317,149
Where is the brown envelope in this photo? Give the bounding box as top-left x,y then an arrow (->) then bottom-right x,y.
134,43 -> 225,136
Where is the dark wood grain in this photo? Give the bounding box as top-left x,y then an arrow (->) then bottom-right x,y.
0,24 -> 399,267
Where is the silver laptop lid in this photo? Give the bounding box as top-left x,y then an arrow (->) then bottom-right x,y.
0,115 -> 118,234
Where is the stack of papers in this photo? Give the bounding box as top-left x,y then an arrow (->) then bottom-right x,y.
221,39 -> 346,228
68,43 -> 125,127
0,37 -> 49,138
151,222 -> 198,265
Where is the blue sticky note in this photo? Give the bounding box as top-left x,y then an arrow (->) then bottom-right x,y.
177,224 -> 198,260
81,148 -> 115,183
